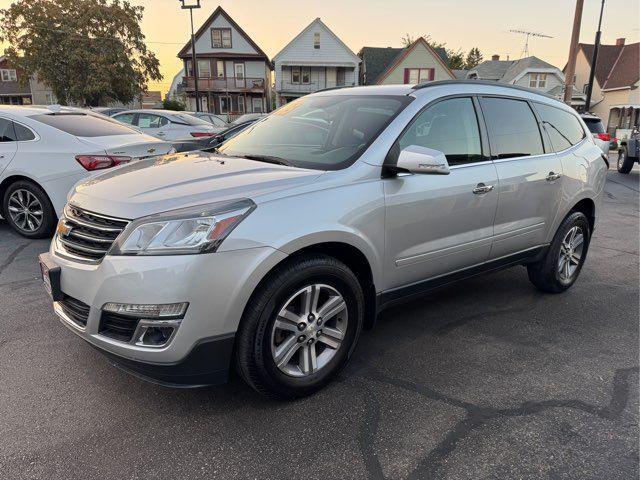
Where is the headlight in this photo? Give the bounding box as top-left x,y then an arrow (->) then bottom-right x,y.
109,199 -> 255,256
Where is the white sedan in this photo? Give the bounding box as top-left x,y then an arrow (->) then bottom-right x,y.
0,105 -> 173,238
112,109 -> 223,140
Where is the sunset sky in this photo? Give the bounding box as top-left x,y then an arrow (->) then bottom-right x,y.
1,0 -> 639,96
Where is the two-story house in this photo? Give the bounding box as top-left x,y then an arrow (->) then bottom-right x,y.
272,18 -> 360,106
0,57 -> 32,105
178,6 -> 272,119
466,54 -> 586,108
358,37 -> 454,85
571,38 -> 639,138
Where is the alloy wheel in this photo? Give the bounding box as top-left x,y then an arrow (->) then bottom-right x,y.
270,283 -> 348,377
7,189 -> 43,233
558,226 -> 584,282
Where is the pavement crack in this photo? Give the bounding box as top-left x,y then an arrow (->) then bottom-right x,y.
356,381 -> 386,480
0,243 -> 29,276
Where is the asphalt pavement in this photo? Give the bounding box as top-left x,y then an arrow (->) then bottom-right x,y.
0,161 -> 638,480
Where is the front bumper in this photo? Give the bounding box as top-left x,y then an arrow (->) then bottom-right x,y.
41,244 -> 287,386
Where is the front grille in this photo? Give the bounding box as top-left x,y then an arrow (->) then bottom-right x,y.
58,294 -> 90,327
56,205 -> 129,262
99,312 -> 139,343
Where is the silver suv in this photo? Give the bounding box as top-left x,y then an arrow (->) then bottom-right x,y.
39,81 -> 607,398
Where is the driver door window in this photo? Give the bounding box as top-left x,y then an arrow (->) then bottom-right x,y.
398,97 -> 484,166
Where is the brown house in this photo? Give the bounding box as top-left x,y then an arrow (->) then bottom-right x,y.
178,6 -> 272,119
0,56 -> 32,105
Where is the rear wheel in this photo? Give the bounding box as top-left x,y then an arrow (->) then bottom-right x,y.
617,148 -> 634,174
527,211 -> 591,293
235,254 -> 364,399
2,180 -> 56,238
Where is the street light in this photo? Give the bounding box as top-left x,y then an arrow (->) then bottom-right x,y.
179,0 -> 201,112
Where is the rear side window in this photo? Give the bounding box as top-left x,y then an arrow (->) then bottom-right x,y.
137,113 -> 168,128
0,117 -> 17,142
398,97 -> 483,166
535,104 -> 586,151
114,113 -> 136,125
13,122 -> 36,141
582,117 -> 605,134
29,113 -> 136,137
481,97 -> 544,159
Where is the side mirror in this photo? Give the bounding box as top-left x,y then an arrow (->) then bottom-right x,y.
395,145 -> 450,175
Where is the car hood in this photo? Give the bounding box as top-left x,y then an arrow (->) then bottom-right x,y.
70,150 -> 324,219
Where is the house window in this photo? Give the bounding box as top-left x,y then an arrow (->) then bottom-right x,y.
291,66 -> 301,84
529,73 -> 547,89
404,68 -> 434,84
185,60 -> 193,77
220,95 -> 231,113
1,69 -> 17,82
216,60 -> 225,78
197,60 -> 211,78
211,28 -> 232,48
301,67 -> 311,84
314,32 -> 320,49
231,96 -> 245,113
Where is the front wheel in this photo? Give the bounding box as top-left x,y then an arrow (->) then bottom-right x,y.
527,211 -> 591,293
235,254 -> 364,399
617,148 -> 634,174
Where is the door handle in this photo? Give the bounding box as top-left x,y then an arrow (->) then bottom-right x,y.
546,172 -> 562,181
473,183 -> 494,194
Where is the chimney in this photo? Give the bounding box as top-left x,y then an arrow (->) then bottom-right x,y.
616,38 -> 625,46
491,54 -> 500,61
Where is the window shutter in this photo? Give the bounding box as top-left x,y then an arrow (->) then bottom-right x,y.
429,68 -> 435,81
404,69 -> 410,84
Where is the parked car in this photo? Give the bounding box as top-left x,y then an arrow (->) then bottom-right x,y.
184,111 -> 229,129
617,126 -> 639,174
112,109 -> 221,141
91,107 -> 128,117
231,113 -> 266,125
580,113 -> 610,155
39,81 -> 606,398
0,105 -> 173,238
170,119 -> 260,153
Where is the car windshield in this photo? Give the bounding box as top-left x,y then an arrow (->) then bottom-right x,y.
217,95 -> 411,170
583,117 -> 605,134
171,113 -> 211,126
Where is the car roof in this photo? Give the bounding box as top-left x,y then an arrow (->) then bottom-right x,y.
114,109 -> 186,116
580,113 -> 602,120
0,104 -> 93,117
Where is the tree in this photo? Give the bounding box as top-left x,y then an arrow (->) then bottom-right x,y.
162,98 -> 185,111
0,0 -> 162,106
465,47 -> 484,69
447,49 -> 466,70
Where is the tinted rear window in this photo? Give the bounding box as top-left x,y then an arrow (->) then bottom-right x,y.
171,113 -> 211,126
536,103 -> 586,151
29,113 -> 136,137
481,97 -> 544,159
582,117 -> 605,134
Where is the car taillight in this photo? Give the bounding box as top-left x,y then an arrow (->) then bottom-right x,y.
597,133 -> 611,142
75,155 -> 132,171
190,132 -> 215,138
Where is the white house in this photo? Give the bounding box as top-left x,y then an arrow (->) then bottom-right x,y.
273,18 -> 360,105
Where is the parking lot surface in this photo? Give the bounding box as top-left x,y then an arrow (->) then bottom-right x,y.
0,163 -> 638,480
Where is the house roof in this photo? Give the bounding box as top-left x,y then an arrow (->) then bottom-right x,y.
604,42 -> 640,89
469,60 -> 513,80
358,38 -> 452,85
177,6 -> 270,62
452,69 -> 468,79
501,56 -> 559,82
470,56 -> 561,83
272,18 -> 360,64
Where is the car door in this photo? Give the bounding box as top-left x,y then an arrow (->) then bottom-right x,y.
383,96 -> 499,291
479,96 -> 564,259
0,117 -> 18,175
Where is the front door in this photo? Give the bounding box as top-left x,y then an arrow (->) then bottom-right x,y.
252,97 -> 263,113
325,67 -> 337,88
383,97 -> 498,291
479,96 -> 564,259
234,63 -> 245,88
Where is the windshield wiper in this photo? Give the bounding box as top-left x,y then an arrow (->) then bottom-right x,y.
241,154 -> 295,166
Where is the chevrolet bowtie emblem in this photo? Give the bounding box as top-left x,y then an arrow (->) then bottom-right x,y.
56,220 -> 72,237
147,148 -> 156,154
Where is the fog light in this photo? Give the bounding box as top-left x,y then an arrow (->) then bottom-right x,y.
103,302 -> 188,319
132,319 -> 181,348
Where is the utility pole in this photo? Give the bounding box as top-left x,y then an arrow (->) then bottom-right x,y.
180,0 -> 201,112
564,0 -> 584,104
585,0 -> 605,112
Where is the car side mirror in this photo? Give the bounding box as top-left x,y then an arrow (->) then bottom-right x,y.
395,145 -> 450,175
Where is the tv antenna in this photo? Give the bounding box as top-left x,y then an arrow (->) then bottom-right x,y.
509,29 -> 554,58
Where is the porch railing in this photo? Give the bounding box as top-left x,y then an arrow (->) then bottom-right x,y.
184,76 -> 265,92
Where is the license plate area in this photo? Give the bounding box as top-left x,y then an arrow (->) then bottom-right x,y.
38,253 -> 63,301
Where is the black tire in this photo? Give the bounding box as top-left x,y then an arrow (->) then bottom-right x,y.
2,180 -> 56,238
527,211 -> 591,293
617,148 -> 634,174
235,254 -> 364,399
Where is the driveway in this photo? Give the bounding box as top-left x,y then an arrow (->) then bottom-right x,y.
0,163 -> 638,480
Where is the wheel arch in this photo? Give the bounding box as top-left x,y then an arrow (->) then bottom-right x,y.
0,174 -> 53,215
570,197 -> 596,233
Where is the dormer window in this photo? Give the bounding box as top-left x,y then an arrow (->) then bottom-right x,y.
529,73 -> 547,89
314,32 -> 320,49
211,28 -> 232,48
1,69 -> 17,82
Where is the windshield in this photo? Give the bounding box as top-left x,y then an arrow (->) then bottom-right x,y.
217,95 -> 411,170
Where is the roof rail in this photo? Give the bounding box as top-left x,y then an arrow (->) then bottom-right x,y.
315,85 -> 357,93
411,79 -> 557,100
